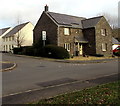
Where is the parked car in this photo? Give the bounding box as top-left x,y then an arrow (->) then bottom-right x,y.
113,46 -> 120,56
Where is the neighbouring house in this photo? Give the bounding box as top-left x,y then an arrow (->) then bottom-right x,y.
112,37 -> 120,50
113,28 -> 120,42
33,5 -> 113,56
1,22 -> 34,52
0,27 -> 13,52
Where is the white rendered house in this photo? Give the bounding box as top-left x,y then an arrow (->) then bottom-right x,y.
0,27 -> 13,52
2,22 -> 34,52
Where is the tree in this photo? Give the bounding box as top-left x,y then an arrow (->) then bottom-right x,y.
15,15 -> 25,48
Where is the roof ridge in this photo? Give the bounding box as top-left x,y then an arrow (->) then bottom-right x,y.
82,16 -> 103,21
0,27 -> 11,30
48,12 -> 86,19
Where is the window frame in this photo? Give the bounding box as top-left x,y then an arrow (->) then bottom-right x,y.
102,43 -> 107,52
64,43 -> 71,52
64,28 -> 70,35
101,29 -> 106,36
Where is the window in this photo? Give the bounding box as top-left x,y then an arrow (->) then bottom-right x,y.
101,29 -> 106,36
6,45 -> 8,51
9,37 -> 11,41
12,36 -> 14,41
64,28 -> 70,35
4,45 -> 5,51
64,43 -> 71,52
102,43 -> 107,51
9,45 -> 11,51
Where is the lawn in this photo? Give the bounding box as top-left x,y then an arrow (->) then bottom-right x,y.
36,81 -> 120,105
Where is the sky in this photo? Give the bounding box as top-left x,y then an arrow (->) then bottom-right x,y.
0,0 -> 119,28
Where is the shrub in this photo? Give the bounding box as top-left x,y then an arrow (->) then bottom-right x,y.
90,54 -> 104,57
113,51 -> 120,56
22,46 -> 35,56
13,47 -> 23,54
41,45 -> 70,59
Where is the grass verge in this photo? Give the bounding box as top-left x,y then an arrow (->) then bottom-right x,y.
35,81 -> 120,105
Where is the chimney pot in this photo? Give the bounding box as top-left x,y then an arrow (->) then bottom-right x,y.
45,5 -> 48,12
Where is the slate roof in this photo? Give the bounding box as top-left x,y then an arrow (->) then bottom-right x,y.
46,12 -> 103,29
3,22 -> 29,38
47,12 -> 86,28
112,37 -> 120,44
82,16 -> 103,29
75,35 -> 88,43
0,27 -> 10,36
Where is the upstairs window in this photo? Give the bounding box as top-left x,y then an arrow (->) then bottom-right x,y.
102,43 -> 107,51
64,28 -> 70,35
101,29 -> 106,36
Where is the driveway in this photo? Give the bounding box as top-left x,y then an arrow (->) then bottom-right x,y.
2,53 -> 118,97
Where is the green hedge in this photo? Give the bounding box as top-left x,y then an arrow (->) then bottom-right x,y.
13,45 -> 70,59
22,46 -> 35,56
13,47 -> 23,54
41,45 -> 70,59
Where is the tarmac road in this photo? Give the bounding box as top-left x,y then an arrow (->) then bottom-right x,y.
2,53 -> 119,99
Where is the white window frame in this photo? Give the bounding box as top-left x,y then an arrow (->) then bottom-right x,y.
64,28 -> 70,35
102,43 -> 107,51
64,43 -> 70,52
101,29 -> 106,36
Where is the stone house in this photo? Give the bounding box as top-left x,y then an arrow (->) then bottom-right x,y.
1,22 -> 34,52
33,5 -> 112,56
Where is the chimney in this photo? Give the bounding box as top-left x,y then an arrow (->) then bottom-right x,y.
45,5 -> 48,12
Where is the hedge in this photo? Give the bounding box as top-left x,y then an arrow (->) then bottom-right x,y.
41,45 -> 70,59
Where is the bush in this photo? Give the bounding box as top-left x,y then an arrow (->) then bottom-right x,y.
22,46 -> 35,56
13,47 -> 23,54
41,45 -> 70,59
113,51 -> 120,56
90,54 -> 104,57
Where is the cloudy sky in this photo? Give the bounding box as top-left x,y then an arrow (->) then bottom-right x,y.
0,0 -> 119,28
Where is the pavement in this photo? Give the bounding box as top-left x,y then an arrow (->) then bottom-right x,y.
10,53 -> 119,64
2,73 -> 119,104
0,62 -> 16,72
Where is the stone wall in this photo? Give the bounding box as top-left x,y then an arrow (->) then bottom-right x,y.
82,28 -> 96,55
58,27 -> 83,55
33,12 -> 58,46
95,17 -> 112,56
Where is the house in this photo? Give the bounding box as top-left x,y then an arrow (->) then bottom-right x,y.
113,28 -> 120,42
112,37 -> 120,50
0,27 -> 13,51
33,5 -> 112,56
1,22 -> 34,52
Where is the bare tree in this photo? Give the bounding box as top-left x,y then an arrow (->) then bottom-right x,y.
16,15 -> 25,47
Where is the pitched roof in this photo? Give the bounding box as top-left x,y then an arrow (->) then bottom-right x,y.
112,37 -> 120,44
46,12 -> 86,28
75,35 -> 88,43
82,16 -> 103,29
0,27 -> 11,36
3,22 -> 29,38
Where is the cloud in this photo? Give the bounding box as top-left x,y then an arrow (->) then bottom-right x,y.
0,0 -> 119,28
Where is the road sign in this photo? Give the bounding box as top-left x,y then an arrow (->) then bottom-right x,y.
42,31 -> 46,40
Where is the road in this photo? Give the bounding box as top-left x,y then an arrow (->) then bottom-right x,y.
2,53 -> 118,97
